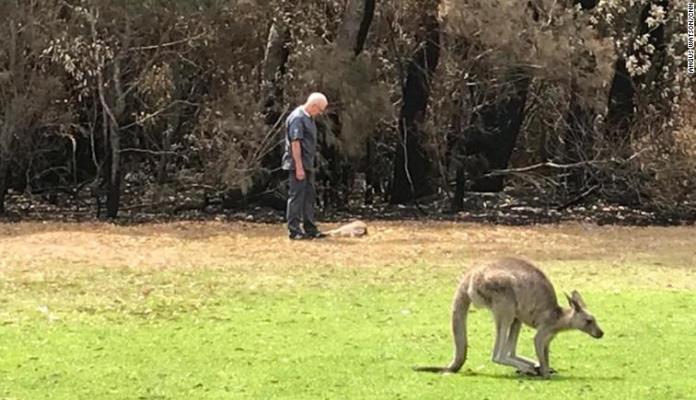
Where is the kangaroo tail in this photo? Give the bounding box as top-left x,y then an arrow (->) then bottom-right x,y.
413,279 -> 471,374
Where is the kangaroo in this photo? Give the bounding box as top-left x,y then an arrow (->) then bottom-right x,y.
325,220 -> 368,238
414,257 -> 603,378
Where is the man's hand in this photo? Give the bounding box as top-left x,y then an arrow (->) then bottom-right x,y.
295,167 -> 306,181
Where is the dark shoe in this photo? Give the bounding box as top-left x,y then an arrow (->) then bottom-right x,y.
289,232 -> 309,240
305,231 -> 327,239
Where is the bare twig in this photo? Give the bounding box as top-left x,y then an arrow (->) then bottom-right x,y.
119,148 -> 179,156
128,33 -> 207,52
119,100 -> 199,130
483,160 -> 605,177
400,117 -> 427,215
556,184 -> 599,211
483,149 -> 648,178
249,108 -> 288,166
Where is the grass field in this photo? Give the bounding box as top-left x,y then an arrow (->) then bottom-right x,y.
0,221 -> 695,399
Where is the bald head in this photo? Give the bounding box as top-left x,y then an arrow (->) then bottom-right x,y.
303,92 -> 328,117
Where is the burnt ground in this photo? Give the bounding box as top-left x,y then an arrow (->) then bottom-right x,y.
0,185 -> 693,226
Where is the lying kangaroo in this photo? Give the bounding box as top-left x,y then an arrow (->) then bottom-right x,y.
325,220 -> 368,238
414,257 -> 603,378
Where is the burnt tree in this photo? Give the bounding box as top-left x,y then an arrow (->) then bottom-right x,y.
336,0 -> 375,55
467,72 -> 531,193
254,18 -> 291,207
321,0 -> 376,209
561,0 -> 600,192
260,20 -> 290,125
606,0 -> 669,145
389,1 -> 440,204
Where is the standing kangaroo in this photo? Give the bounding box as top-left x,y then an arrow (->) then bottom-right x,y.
414,257 -> 603,378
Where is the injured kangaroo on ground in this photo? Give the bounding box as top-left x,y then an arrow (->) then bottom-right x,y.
413,257 -> 604,379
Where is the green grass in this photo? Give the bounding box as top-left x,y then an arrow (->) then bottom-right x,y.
1,260 -> 695,399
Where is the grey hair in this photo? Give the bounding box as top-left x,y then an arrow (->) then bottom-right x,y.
306,92 -> 328,106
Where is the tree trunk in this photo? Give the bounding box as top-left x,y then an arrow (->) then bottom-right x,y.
0,157 -> 10,215
105,119 -> 121,219
0,19 -> 17,215
468,73 -> 531,193
452,165 -> 466,212
157,126 -> 172,186
104,55 -> 126,219
450,1 -> 594,205
321,0 -> 376,209
260,21 -> 290,125
642,1 -> 669,85
389,2 -> 440,204
248,18 -> 291,208
448,95 -> 466,211
605,57 -> 634,145
606,0 -> 669,145
563,84 -> 595,191
562,0 -> 599,191
337,0 -> 375,56
157,69 -> 186,189
364,137 -> 377,204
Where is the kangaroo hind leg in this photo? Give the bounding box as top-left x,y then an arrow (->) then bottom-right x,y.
491,312 -> 537,375
506,318 -> 537,369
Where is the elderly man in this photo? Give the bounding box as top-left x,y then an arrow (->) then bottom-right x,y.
281,92 -> 328,240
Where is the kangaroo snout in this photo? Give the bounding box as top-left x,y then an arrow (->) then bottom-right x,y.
593,329 -> 604,339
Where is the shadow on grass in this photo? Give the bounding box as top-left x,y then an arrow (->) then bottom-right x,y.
412,367 -> 624,383
452,370 -> 624,382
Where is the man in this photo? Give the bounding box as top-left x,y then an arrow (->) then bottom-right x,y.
281,92 -> 328,240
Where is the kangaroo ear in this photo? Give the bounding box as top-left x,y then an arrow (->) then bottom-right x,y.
571,290 -> 587,309
565,291 -> 582,312
564,292 -> 576,309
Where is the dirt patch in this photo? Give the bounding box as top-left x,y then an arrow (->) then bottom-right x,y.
0,221 -> 693,273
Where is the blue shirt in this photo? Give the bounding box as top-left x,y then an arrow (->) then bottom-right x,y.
281,106 -> 318,171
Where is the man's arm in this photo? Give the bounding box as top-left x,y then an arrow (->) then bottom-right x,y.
288,118 -> 306,181
291,140 -> 305,181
